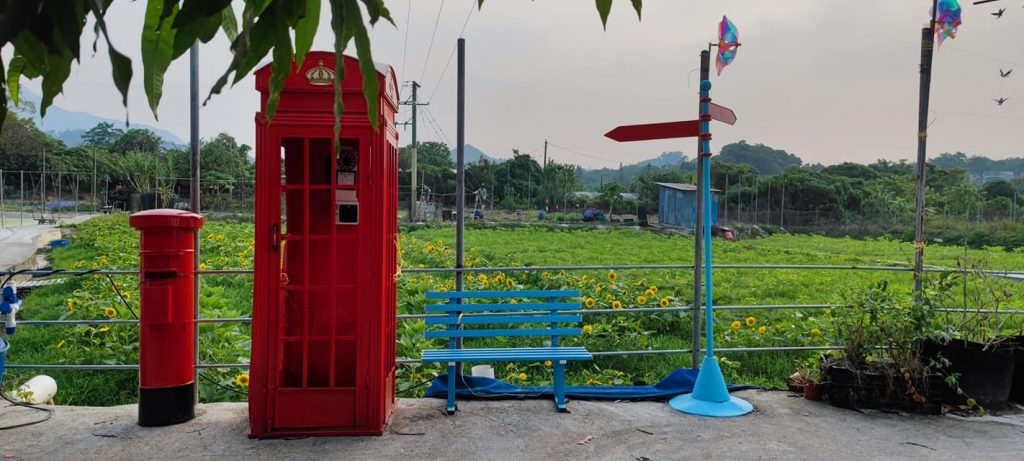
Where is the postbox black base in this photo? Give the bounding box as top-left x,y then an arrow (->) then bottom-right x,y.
138,382 -> 195,427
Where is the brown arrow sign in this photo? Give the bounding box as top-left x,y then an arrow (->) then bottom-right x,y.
709,102 -> 737,125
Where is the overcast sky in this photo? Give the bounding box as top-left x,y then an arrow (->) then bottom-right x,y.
12,0 -> 1024,168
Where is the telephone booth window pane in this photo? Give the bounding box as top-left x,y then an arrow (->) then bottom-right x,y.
282,238 -> 305,286
309,139 -> 332,185
282,191 -> 305,235
309,190 -> 333,236
307,341 -> 331,388
282,290 -> 304,338
336,139 -> 359,186
280,341 -> 304,388
307,288 -> 331,337
282,138 -> 305,186
308,241 -> 332,286
333,339 -> 356,387
333,288 -> 357,336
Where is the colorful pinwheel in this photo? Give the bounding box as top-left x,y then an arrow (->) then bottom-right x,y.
716,16 -> 739,75
934,0 -> 962,48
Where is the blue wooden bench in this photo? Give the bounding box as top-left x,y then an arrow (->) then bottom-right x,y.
421,289 -> 592,414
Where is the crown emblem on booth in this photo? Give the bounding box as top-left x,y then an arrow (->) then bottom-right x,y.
305,60 -> 335,86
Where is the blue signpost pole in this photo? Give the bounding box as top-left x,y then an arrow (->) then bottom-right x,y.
668,50 -> 752,417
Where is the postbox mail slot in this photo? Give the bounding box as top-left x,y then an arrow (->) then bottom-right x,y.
143,271 -> 178,281
141,284 -> 174,325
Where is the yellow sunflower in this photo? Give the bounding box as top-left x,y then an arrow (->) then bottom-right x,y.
745,316 -> 757,327
584,297 -> 596,308
612,300 -> 623,309
730,320 -> 742,330
659,297 -> 670,308
607,271 -> 618,282
103,307 -> 117,318
235,373 -> 250,388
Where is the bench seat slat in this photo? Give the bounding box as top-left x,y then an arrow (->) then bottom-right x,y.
422,347 -> 592,362
425,314 -> 581,326
426,290 -> 580,300
425,328 -> 581,339
425,302 -> 579,313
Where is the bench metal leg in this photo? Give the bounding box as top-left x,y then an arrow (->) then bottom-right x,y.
446,362 -> 457,415
553,360 -> 567,412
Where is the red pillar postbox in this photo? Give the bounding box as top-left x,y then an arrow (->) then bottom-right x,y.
129,209 -> 204,427
249,52 -> 399,437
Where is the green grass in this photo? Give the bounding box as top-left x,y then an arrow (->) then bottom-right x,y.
5,218 -> 1020,404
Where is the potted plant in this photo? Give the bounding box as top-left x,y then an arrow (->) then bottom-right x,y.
793,357 -> 824,401
824,281 -> 949,414
922,268 -> 1017,411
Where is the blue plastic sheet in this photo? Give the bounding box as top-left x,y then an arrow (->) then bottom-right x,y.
424,368 -> 755,401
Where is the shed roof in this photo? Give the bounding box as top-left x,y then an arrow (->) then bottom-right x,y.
655,182 -> 721,193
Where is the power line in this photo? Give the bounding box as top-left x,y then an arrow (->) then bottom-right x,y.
546,142 -> 623,166
418,0 -> 446,81
421,107 -> 451,145
398,0 -> 413,84
427,2 -> 476,103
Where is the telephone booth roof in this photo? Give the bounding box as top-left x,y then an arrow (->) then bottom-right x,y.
254,51 -> 399,116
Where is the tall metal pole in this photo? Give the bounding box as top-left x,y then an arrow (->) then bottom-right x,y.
409,82 -> 420,221
20,170 -> 24,224
691,50 -> 709,368
455,38 -> 467,372
698,55 -> 715,360
92,149 -> 98,212
189,42 -> 202,402
913,2 -> 938,295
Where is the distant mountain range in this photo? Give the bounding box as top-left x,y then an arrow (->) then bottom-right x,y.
449,144 -> 493,164
19,89 -> 186,147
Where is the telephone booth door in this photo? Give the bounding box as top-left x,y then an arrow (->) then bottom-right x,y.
250,52 -> 399,438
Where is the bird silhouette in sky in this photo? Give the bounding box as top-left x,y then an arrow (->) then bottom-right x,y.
992,8 -> 1005,18
994,97 -> 1009,105
1000,68 -> 1013,78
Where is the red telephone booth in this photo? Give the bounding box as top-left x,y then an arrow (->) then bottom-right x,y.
249,52 -> 399,437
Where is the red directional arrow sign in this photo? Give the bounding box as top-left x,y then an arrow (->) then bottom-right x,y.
605,103 -> 737,142
604,120 -> 699,142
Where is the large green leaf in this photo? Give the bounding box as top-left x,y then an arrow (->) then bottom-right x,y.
89,1 -> 134,113
264,27 -> 294,120
358,0 -> 394,26
220,4 -> 239,41
6,55 -> 26,106
141,0 -> 179,119
344,0 -> 381,129
330,0 -> 349,139
596,0 -> 612,30
294,0 -> 321,68
630,0 -> 642,20
173,0 -> 233,28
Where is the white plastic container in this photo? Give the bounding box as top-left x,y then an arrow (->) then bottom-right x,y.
17,375 -> 57,404
471,365 -> 495,379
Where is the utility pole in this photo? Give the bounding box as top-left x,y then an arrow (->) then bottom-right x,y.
543,139 -> 548,169
92,149 -> 98,212
913,1 -> 939,295
400,81 -> 426,221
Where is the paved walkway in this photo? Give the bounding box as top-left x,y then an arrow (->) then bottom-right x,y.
2,391 -> 1022,460
0,214 -> 97,273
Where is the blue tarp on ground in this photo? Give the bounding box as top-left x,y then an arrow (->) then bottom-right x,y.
424,368 -> 756,401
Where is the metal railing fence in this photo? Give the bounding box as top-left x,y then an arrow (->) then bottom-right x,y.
3,263 -> 1023,371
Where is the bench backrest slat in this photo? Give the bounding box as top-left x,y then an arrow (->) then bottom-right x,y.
425,302 -> 578,313
425,290 -> 579,300
424,289 -> 582,342
425,314 -> 581,326
426,328 -> 582,339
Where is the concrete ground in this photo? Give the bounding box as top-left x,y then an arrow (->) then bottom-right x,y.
2,390 -> 1023,461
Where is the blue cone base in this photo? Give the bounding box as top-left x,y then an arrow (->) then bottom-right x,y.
668,356 -> 753,417
668,393 -> 753,417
